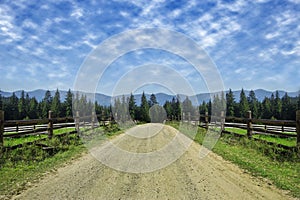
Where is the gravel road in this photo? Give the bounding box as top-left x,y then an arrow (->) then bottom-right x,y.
13,124 -> 293,200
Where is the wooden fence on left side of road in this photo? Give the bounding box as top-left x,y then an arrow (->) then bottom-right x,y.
0,110 -> 111,148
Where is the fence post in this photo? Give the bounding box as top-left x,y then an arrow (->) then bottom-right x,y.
75,111 -> 80,133
220,111 -> 225,135
0,111 -> 4,147
296,110 -> 300,147
247,111 -> 253,138
48,110 -> 53,139
205,112 -> 209,130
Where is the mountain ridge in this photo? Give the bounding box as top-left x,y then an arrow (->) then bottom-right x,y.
0,89 -> 299,106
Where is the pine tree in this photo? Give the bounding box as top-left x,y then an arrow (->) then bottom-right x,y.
28,97 -> 38,119
18,90 -> 26,119
128,93 -> 137,120
140,92 -> 150,122
274,91 -> 282,119
282,93 -> 293,120
9,93 -> 19,120
65,89 -> 73,117
51,89 -> 61,117
41,90 -> 52,118
149,93 -> 158,107
170,97 -> 182,120
25,93 -> 30,118
199,101 -> 208,115
163,100 -> 172,120
239,89 -> 249,117
248,90 -> 259,118
226,89 -> 235,117
270,93 -> 275,118
262,97 -> 272,119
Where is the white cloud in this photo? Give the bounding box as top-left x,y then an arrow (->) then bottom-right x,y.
0,6 -> 22,41
265,32 -> 280,39
216,0 -> 248,12
22,19 -> 38,29
71,8 -> 83,19
55,45 -> 73,50
120,11 -> 130,18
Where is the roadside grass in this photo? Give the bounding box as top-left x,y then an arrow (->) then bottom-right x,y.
4,128 -> 76,147
224,127 -> 297,147
0,123 -> 124,198
166,121 -> 300,198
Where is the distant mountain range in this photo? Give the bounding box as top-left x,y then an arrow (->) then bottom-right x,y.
0,89 -> 299,106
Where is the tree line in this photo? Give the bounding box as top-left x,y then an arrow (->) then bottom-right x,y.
0,89 -> 299,121
199,89 -> 300,120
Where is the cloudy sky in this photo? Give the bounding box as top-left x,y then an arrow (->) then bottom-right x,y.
0,0 -> 299,95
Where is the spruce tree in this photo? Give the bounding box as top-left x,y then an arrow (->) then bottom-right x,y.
18,90 -> 26,119
128,93 -> 137,120
51,89 -> 61,117
226,89 -> 235,117
41,90 -> 52,118
199,101 -> 208,115
248,90 -> 259,118
163,100 -> 172,119
140,92 -> 150,122
262,97 -> 272,119
28,97 -> 38,119
282,93 -> 292,120
239,89 -> 249,117
65,89 -> 73,117
10,93 -> 19,120
270,93 -> 275,118
274,91 -> 282,119
149,93 -> 158,107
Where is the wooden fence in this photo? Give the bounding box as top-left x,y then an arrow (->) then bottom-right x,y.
0,110 -> 111,148
1,110 -> 300,148
197,110 -> 300,147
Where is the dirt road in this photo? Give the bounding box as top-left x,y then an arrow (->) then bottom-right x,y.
13,124 -> 293,199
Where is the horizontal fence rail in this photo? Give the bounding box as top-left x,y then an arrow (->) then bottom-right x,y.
1,110 -> 300,149
0,110 -> 112,148
197,110 -> 300,147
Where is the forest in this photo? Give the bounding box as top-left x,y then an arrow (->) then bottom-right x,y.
0,89 -> 299,121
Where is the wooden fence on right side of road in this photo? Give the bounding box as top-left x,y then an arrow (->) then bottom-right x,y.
197,110 -> 300,147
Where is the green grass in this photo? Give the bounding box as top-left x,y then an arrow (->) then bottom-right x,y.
253,134 -> 297,147
166,121 -> 300,198
225,127 -> 247,135
3,128 -> 76,147
224,127 -> 297,147
4,135 -> 48,147
0,124 -> 124,198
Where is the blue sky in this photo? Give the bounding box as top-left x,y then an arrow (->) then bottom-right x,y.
0,0 -> 299,95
